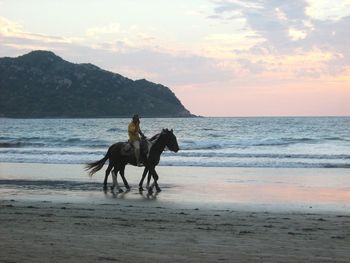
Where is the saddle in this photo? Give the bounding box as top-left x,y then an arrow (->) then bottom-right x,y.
120,143 -> 133,155
120,139 -> 151,157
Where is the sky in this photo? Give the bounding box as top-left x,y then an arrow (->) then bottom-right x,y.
0,0 -> 350,116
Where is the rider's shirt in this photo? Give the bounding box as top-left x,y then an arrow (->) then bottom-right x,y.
128,121 -> 141,142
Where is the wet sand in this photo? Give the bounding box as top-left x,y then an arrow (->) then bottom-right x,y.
1,199 -> 350,262
0,163 -> 350,262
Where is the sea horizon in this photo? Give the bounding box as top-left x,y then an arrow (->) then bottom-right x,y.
1,115 -> 350,119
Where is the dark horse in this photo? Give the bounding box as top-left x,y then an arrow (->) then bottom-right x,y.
86,129 -> 179,193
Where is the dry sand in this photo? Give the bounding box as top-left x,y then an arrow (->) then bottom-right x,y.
1,199 -> 350,262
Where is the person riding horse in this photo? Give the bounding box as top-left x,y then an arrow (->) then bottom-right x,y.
86,128 -> 179,193
128,114 -> 145,166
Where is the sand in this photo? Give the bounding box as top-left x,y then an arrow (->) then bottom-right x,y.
1,163 -> 350,262
1,199 -> 350,262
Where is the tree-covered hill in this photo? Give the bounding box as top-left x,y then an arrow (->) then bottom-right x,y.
0,50 -> 194,118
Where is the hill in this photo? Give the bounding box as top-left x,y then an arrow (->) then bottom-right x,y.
0,50 -> 194,118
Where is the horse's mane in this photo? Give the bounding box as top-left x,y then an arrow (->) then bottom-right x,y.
148,129 -> 171,145
149,133 -> 160,142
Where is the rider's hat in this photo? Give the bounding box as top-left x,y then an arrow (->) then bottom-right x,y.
132,114 -> 140,120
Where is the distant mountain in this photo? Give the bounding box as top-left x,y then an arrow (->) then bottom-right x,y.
0,50 -> 194,118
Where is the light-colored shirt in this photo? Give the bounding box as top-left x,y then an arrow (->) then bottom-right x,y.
128,121 -> 141,142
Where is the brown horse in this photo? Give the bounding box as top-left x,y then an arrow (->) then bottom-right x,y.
86,129 -> 179,193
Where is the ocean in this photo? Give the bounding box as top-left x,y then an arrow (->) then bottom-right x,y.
0,117 -> 350,168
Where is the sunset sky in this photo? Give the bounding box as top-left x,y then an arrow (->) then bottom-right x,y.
1,0 -> 349,116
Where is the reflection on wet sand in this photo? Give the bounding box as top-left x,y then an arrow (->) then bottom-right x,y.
1,163 -> 350,212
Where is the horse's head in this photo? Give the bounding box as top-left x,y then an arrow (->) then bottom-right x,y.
161,128 -> 179,153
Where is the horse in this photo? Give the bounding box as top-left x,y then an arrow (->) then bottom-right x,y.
85,129 -> 179,194
138,167 -> 152,191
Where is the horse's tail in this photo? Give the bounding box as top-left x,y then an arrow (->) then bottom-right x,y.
85,149 -> 110,176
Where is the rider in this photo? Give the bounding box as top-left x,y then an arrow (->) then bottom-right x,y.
128,114 -> 145,166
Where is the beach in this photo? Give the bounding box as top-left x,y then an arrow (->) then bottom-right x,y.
1,163 -> 350,262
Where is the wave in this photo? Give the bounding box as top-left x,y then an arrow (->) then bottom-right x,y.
180,135 -> 350,151
0,136 -> 42,141
1,154 -> 349,168
2,148 -> 349,161
179,138 -> 322,150
165,152 -> 350,160
2,136 -> 348,151
106,128 -> 123,132
254,138 -> 316,146
0,138 -> 111,149
65,138 -> 82,143
2,147 -> 348,160
0,142 -> 24,148
159,160 -> 350,169
0,141 -> 46,148
323,136 -> 350,141
1,158 -> 349,168
0,148 -> 105,156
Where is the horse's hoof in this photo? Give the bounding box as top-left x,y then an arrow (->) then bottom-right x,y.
148,189 -> 153,194
118,189 -> 124,193
126,186 -> 131,191
139,187 -> 144,192
103,185 -> 108,191
110,186 -> 115,190
156,188 -> 162,193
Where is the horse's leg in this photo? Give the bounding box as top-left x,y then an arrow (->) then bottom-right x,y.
150,168 -> 161,192
139,167 -> 148,191
103,163 -> 113,190
152,169 -> 161,192
148,167 -> 159,194
146,170 -> 152,190
119,165 -> 130,190
111,168 -> 123,193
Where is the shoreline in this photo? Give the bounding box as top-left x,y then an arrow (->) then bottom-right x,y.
1,162 -> 350,213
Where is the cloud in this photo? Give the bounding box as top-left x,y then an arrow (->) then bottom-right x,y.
86,23 -> 120,37
213,0 -> 263,13
305,0 -> 350,21
288,28 -> 307,41
104,49 -> 233,86
0,17 -> 73,44
0,16 -> 233,87
209,1 -> 311,52
209,0 -> 350,78
200,32 -> 264,58
274,8 -> 288,21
